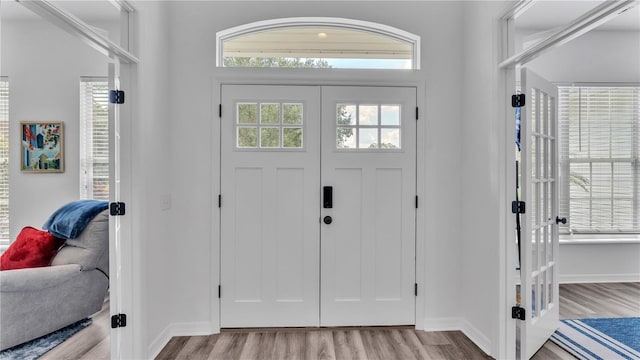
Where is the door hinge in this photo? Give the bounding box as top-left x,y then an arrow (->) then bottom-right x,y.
218,285 -> 221,299
511,94 -> 525,108
511,306 -> 525,320
416,107 -> 419,120
218,195 -> 222,208
111,313 -> 127,328
415,195 -> 419,209
219,104 -> 222,118
110,202 -> 126,216
414,283 -> 418,296
511,201 -> 525,214
109,90 -> 125,104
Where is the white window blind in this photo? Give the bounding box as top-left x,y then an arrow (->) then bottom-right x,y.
80,78 -> 109,201
559,86 -> 640,234
0,78 -> 9,246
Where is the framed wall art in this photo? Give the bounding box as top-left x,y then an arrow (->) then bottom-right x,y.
20,121 -> 64,173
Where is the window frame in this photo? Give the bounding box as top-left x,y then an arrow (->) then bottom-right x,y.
558,84 -> 640,239
0,78 -> 9,250
216,17 -> 421,70
234,100 -> 306,151
335,102 -> 403,151
79,77 -> 110,201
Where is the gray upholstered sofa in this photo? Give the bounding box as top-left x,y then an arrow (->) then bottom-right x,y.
0,210 -> 109,350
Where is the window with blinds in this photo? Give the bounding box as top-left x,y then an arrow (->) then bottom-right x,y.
0,78 -> 9,246
558,86 -> 640,234
80,78 -> 109,201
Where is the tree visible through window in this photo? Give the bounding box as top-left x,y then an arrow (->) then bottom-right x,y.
559,86 -> 640,234
80,78 -> 109,201
218,19 -> 420,69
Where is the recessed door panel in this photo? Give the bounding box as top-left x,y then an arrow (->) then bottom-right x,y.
221,85 -> 321,327
320,86 -> 416,326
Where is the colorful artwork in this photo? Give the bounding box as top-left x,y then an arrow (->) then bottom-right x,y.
21,122 -> 64,173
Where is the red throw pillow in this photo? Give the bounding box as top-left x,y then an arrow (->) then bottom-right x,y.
0,227 -> 64,270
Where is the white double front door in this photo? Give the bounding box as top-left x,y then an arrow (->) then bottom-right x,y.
220,85 -> 416,327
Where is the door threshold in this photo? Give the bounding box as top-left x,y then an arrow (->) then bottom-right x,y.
221,325 -> 415,333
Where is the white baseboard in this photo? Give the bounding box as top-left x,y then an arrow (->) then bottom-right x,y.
560,273 -> 640,284
459,319 -> 492,357
422,317 -> 462,331
421,317 -> 492,357
148,321 -> 216,359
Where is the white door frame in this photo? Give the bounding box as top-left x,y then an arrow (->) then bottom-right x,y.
15,2 -> 139,359
497,1 -> 635,358
212,71 -> 426,333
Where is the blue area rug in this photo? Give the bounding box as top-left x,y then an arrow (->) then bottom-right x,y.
0,318 -> 92,360
551,318 -> 640,360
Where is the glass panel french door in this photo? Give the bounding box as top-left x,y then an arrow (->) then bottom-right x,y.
520,69 -> 560,359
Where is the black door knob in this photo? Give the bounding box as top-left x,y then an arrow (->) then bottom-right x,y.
556,216 -> 567,224
323,216 -> 332,225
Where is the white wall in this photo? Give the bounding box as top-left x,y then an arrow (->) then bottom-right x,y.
127,1 -> 173,358
520,29 -> 640,283
1,19 -> 114,240
2,6 -> 175,357
559,243 -> 640,283
461,2 -> 511,356
164,0 -> 471,354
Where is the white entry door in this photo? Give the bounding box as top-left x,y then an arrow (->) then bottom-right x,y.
220,85 -> 321,327
519,69 -> 561,359
320,86 -> 416,326
220,84 -> 416,327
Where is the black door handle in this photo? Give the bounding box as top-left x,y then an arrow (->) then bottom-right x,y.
556,216 -> 567,224
323,216 -> 332,225
323,186 -> 333,208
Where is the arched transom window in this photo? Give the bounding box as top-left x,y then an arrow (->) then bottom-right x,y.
217,18 -> 420,69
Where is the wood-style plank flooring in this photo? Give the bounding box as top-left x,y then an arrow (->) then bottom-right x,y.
35,283 -> 639,359
532,282 -> 640,360
39,300 -> 110,360
156,327 -> 491,360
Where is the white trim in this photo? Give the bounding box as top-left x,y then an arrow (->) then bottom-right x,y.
422,317 -> 462,332
460,318 -> 493,357
560,238 -> 640,245
499,0 -> 638,68
148,321 -> 216,360
560,273 -> 640,284
498,1 -> 639,359
213,71 -> 426,333
422,317 -> 492,356
16,0 -> 139,64
216,17 -> 421,70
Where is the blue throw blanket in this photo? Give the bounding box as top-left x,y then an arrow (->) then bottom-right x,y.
43,200 -> 109,239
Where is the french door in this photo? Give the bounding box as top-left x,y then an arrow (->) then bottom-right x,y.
519,69 -> 561,359
220,84 -> 416,328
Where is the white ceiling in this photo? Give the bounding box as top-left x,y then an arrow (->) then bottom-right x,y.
225,27 -> 412,59
516,0 -> 640,31
2,0 -> 638,31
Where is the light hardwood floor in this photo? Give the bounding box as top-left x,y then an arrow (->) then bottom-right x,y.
36,282 -> 639,359
39,300 -> 110,360
532,282 -> 640,360
156,327 -> 491,360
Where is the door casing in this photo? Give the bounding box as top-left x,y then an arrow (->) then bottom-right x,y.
211,73 -> 427,333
